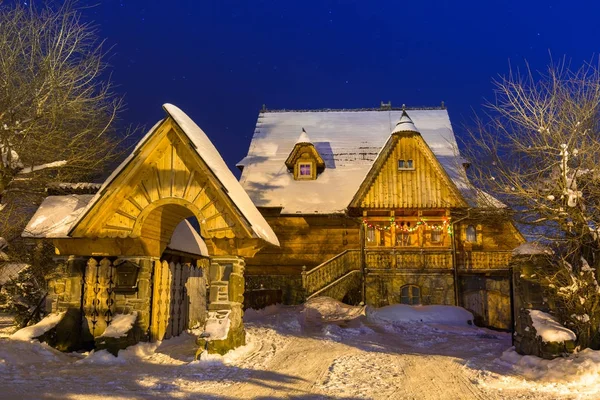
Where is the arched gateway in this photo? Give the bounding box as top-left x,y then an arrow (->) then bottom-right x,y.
23,104 -> 279,354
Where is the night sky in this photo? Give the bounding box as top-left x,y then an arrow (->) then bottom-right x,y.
78,0 -> 600,172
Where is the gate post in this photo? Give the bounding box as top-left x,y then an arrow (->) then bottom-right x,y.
197,255 -> 246,356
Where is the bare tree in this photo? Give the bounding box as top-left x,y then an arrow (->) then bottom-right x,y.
0,1 -> 128,319
463,58 -> 600,349
0,1 -> 126,243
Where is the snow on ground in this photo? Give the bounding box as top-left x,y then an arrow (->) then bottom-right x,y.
0,297 -> 599,399
366,303 -> 474,326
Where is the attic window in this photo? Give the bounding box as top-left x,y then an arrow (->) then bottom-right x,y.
299,163 -> 311,177
398,159 -> 414,170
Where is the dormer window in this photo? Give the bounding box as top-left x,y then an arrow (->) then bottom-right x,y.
285,128 -> 325,181
398,159 -> 414,170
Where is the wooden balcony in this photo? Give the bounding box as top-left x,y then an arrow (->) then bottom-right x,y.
365,249 -> 513,271
365,249 -> 452,270
456,251 -> 512,271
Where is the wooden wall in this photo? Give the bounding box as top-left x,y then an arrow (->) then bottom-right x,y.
245,214 -> 361,275
455,220 -> 523,252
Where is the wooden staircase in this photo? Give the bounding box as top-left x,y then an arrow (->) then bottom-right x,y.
301,250 -> 362,302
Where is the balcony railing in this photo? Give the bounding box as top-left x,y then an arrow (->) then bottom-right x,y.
456,251 -> 512,270
301,250 -> 361,295
365,249 -> 512,270
365,249 -> 452,269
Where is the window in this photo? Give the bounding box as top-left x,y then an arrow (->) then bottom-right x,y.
398,159 -> 414,170
298,162 -> 312,178
367,226 -> 375,243
401,285 -> 421,305
466,225 -> 477,243
431,229 -> 442,243
396,222 -> 412,246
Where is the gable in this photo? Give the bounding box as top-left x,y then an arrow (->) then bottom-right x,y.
71,118 -> 247,243
284,143 -> 325,171
66,104 -> 279,256
350,132 -> 467,209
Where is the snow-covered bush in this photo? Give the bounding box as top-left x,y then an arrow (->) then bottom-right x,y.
0,265 -> 45,327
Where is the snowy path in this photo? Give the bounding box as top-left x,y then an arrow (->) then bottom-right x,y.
0,303 -> 598,399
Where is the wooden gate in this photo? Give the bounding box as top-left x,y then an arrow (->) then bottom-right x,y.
463,289 -> 510,330
150,259 -> 205,341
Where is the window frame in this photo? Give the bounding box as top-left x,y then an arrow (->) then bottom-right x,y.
297,162 -> 313,179
401,285 -> 421,305
398,159 -> 415,171
466,225 -> 477,243
430,229 -> 442,243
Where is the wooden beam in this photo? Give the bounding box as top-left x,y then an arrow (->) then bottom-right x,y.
115,209 -> 137,221
200,199 -> 216,212
182,170 -> 195,199
153,165 -> 162,199
127,197 -> 144,212
203,212 -> 224,223
206,225 -> 235,233
140,181 -> 152,204
170,144 -> 175,198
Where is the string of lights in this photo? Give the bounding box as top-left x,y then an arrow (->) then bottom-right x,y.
361,217 -> 453,235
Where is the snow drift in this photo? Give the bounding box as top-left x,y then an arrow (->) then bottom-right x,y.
10,312 -> 65,341
367,304 -> 474,326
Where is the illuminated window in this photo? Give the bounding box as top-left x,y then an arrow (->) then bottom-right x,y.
367,226 -> 375,243
431,229 -> 442,243
398,159 -> 414,170
401,285 -> 421,305
396,222 -> 412,246
466,225 -> 477,242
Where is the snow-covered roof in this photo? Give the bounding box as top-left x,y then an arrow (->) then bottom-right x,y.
512,242 -> 553,256
22,195 -> 94,238
167,220 -> 209,257
62,104 -> 278,246
239,108 -> 473,214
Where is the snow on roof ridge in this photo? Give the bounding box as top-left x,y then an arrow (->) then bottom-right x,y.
296,128 -> 312,144
391,110 -> 419,134
259,106 -> 447,113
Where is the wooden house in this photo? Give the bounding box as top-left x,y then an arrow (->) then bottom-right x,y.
238,105 -> 524,329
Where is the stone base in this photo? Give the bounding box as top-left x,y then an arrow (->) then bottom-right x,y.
196,323 -> 246,357
195,303 -> 246,357
514,309 -> 576,359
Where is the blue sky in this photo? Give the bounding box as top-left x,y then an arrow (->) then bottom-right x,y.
78,0 -> 600,170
